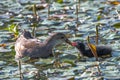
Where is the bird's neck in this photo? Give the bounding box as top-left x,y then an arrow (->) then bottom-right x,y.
77,45 -> 86,56
44,36 -> 61,51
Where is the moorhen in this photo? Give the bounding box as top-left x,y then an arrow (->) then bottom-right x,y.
15,30 -> 72,79
15,30 -> 72,59
71,41 -> 112,58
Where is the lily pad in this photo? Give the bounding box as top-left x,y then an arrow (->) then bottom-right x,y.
113,22 -> 120,28
0,61 -> 6,66
0,47 -> 11,53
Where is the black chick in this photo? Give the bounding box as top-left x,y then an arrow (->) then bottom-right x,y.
72,42 -> 112,58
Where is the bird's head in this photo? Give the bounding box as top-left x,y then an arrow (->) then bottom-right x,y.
22,30 -> 33,39
71,41 -> 85,50
49,33 -> 72,45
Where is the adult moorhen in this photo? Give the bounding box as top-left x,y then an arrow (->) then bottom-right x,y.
15,30 -> 72,59
15,30 -> 72,79
71,41 -> 112,58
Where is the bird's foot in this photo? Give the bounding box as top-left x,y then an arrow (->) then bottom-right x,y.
75,55 -> 86,62
53,60 -> 63,68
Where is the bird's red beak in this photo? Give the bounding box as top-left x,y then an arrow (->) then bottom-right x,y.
71,42 -> 77,46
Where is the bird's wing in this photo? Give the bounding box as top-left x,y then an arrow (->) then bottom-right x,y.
22,38 -> 42,48
15,35 -> 44,59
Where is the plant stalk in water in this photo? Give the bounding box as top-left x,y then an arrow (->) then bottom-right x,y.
78,0 -> 80,11
96,26 -> 99,45
76,4 -> 79,28
48,0 -> 50,18
87,36 -> 101,74
87,36 -> 98,61
18,60 -> 24,80
33,4 -> 37,17
32,4 -> 37,37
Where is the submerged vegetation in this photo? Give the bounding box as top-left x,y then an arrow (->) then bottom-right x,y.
0,0 -> 120,80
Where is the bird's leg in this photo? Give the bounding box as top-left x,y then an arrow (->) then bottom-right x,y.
18,60 -> 24,80
75,52 -> 83,62
52,49 -> 62,68
53,55 -> 61,68
77,53 -> 81,60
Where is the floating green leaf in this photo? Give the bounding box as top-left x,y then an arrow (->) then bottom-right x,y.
113,23 -> 120,28
8,23 -> 19,38
63,60 -> 76,67
97,15 -> 102,21
55,0 -> 63,3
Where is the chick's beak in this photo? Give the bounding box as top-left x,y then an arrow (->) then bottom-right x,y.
71,42 -> 77,46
